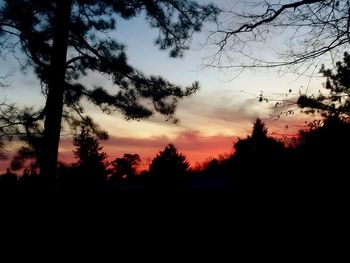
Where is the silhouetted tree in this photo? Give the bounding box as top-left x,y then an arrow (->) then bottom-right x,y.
0,0 -> 219,179
264,115 -> 348,196
148,144 -> 189,189
111,153 -> 140,180
234,119 -> 284,159
210,0 -> 349,69
296,116 -> 350,181
0,103 -> 12,159
298,52 -> 350,118
10,146 -> 38,173
0,168 -> 18,190
72,125 -> 109,186
0,102 -> 42,163
233,119 -> 285,193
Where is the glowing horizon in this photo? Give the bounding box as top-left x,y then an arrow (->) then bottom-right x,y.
0,0 -> 324,174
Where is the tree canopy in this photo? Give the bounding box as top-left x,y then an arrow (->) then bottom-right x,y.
72,125 -> 109,181
112,153 -> 141,180
0,0 -> 219,177
234,118 -> 284,161
298,52 -> 350,118
148,143 -> 189,188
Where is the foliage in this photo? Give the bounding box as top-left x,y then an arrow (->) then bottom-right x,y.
0,0 -> 219,176
234,118 -> 284,160
112,153 -> 141,180
72,125 -> 110,181
232,119 -> 286,192
297,116 -> 350,155
0,102 -> 43,159
0,0 -> 218,120
148,143 -> 189,188
1,115 -> 349,195
298,52 -> 350,118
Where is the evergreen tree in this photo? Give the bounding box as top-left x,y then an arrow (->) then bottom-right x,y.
298,52 -> 350,118
73,126 -> 109,183
112,153 -> 140,180
149,144 -> 189,188
234,118 -> 283,160
0,0 -> 219,179
233,119 -> 285,192
293,116 -> 350,193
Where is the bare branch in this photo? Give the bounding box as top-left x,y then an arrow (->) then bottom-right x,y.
208,0 -> 350,72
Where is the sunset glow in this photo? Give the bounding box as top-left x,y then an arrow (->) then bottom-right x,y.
0,0 -> 323,174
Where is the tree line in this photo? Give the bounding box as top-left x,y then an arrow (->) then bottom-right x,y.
1,49 -> 350,194
0,49 -> 350,193
1,1 -> 350,194
1,114 -> 349,194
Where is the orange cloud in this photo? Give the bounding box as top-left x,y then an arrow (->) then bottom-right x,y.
58,131 -> 237,171
0,158 -> 10,174
0,114 -> 311,174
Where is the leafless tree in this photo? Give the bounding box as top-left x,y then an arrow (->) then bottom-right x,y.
208,0 -> 350,73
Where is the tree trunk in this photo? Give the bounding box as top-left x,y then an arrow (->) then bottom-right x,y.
40,0 -> 72,181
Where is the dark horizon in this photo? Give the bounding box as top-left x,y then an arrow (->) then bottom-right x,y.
1,0 -> 349,194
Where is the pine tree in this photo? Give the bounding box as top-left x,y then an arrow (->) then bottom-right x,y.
73,126 -> 109,183
0,0 -> 219,180
112,153 -> 141,180
149,144 -> 189,188
298,52 -> 350,118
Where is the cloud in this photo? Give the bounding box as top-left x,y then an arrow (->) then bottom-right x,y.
175,91 -> 270,129
207,98 -> 263,123
0,158 -> 10,174
0,116 -> 310,174
0,89 -> 312,174
104,130 -> 235,154
58,130 -> 237,169
103,130 -> 237,168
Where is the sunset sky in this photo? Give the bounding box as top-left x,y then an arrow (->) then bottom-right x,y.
0,0 -> 325,172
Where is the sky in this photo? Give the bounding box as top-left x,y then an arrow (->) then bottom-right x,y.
0,0 -> 326,172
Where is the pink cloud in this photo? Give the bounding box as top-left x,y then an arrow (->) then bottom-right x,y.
0,158 -> 10,174
0,117 -> 310,174
57,131 -> 237,170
